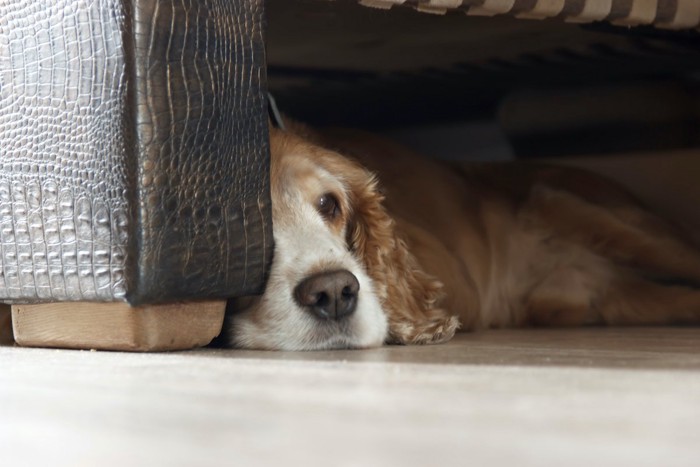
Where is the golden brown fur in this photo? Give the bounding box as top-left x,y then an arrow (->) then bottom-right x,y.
319,128 -> 700,332
223,123 -> 700,349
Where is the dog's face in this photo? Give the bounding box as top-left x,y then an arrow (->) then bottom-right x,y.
225,128 -> 458,350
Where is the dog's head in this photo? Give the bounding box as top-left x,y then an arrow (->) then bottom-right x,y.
224,127 -> 457,350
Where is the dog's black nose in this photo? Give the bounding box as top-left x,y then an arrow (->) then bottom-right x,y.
294,270 -> 360,321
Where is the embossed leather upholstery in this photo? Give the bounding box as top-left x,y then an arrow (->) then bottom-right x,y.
0,0 -> 272,305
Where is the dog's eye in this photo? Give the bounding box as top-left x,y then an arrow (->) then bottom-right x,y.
318,193 -> 340,220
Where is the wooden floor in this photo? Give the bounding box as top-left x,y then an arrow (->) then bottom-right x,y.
2,328 -> 700,467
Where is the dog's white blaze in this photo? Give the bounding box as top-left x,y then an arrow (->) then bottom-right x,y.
228,162 -> 388,350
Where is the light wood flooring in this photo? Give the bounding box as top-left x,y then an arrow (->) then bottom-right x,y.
2,328 -> 699,467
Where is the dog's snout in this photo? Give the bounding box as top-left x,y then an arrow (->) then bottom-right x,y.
294,270 -> 360,321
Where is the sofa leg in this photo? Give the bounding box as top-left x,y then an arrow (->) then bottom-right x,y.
10,301 -> 226,352
0,305 -> 12,346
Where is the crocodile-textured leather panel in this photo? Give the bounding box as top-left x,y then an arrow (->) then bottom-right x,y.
0,0 -> 133,302
0,0 -> 272,305
130,0 -> 271,305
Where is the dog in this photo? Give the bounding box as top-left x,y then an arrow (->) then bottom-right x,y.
220,121 -> 700,350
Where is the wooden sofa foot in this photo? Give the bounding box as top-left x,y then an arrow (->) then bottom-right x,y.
10,301 -> 226,352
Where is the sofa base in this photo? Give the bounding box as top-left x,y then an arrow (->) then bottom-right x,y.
10,301 -> 225,352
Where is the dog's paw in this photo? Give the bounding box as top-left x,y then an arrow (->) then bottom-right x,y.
387,313 -> 460,345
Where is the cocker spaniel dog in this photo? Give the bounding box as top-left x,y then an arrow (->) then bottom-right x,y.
220,121 -> 700,350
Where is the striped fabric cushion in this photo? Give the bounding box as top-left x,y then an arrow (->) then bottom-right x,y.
356,0 -> 700,29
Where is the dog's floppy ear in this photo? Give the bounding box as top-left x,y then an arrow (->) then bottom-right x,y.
344,165 -> 459,345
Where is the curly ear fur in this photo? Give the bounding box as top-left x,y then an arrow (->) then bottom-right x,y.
276,122 -> 459,345
345,168 -> 460,345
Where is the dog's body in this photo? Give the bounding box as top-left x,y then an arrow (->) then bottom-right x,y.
222,123 -> 700,350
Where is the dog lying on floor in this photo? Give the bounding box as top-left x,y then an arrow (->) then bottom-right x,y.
220,121 -> 700,350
